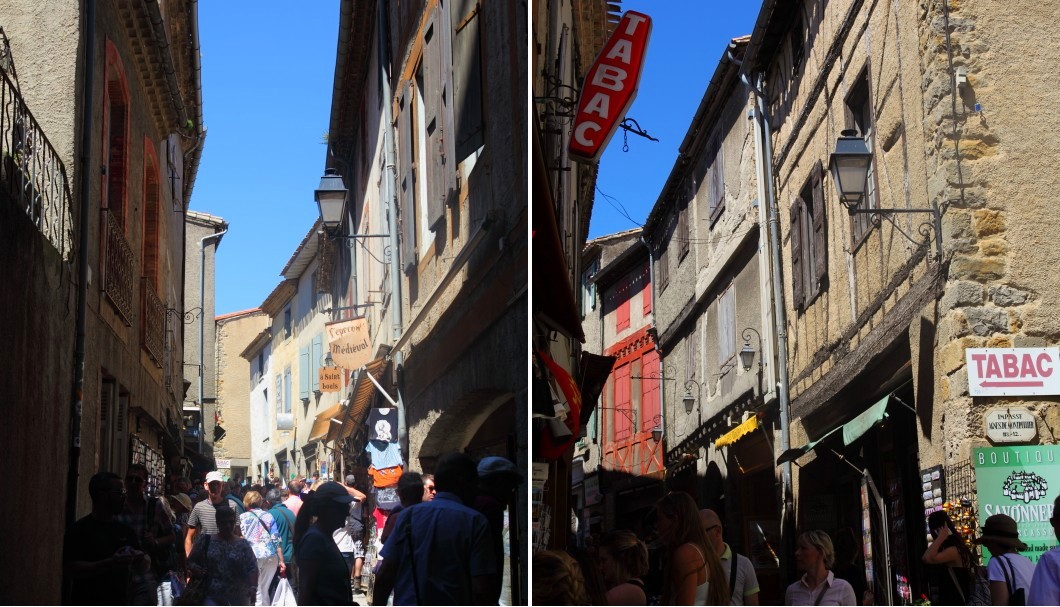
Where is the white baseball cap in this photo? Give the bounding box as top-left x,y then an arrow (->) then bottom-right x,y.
205,470 -> 225,484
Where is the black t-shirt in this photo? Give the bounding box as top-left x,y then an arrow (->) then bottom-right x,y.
296,526 -> 352,605
63,514 -> 141,605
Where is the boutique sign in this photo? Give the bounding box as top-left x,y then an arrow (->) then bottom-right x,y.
973,445 -> 1060,563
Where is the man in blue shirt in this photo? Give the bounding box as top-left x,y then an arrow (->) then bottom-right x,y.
373,453 -> 495,605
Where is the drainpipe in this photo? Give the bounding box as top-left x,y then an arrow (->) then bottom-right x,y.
377,0 -> 406,458
68,0 -> 96,528
748,69 -> 795,581
198,226 -> 227,455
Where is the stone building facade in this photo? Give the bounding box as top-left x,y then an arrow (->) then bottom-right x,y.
0,1 -> 204,602
214,309 -> 268,481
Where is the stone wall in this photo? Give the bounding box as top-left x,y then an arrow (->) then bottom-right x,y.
215,311 -> 268,471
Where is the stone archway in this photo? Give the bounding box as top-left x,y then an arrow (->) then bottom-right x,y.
413,389 -> 511,470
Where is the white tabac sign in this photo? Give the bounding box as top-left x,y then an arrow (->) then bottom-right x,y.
215,459 -> 231,469
325,317 -> 373,371
966,347 -> 1060,396
985,408 -> 1038,443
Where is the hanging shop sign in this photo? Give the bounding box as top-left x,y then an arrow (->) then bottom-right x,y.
973,445 -> 1060,564
966,347 -> 1060,397
535,348 -> 582,460
319,367 -> 342,393
984,407 -> 1038,443
568,10 -> 652,164
326,317 -> 373,370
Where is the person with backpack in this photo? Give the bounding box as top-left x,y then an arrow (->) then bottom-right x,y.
267,488 -> 298,591
975,514 -> 1034,606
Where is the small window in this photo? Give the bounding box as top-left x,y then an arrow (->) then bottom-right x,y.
717,283 -> 736,367
283,307 -> 292,339
790,10 -> 805,76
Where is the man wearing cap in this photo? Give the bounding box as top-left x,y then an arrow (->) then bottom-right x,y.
700,509 -> 760,605
474,456 -> 520,604
1029,494 -> 1060,605
185,470 -> 235,559
373,452 -> 495,606
976,513 -> 1035,605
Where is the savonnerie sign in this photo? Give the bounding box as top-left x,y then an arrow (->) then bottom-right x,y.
568,11 -> 652,164
966,347 -> 1060,397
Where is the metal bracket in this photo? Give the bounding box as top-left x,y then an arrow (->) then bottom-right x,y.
848,204 -> 943,261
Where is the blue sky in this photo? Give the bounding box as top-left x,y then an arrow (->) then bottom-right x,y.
193,1 -> 340,315
590,1 -> 762,239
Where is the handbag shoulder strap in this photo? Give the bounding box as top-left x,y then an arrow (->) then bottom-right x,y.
998,554 -> 1016,596
813,582 -> 828,607
728,551 -> 738,603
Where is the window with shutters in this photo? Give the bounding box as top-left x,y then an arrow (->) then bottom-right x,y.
422,4 -> 455,231
283,366 -> 293,414
846,71 -> 877,247
142,139 -> 161,291
657,240 -> 670,292
103,41 -> 129,230
415,68 -> 433,260
299,345 -> 310,401
283,306 -> 292,340
311,334 -> 323,393
275,374 -> 283,416
451,0 -> 484,163
641,350 -> 660,432
790,162 -> 828,312
707,135 -> 725,224
677,201 -> 689,262
717,283 -> 736,367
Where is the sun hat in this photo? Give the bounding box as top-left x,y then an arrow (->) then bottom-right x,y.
973,514 -> 1029,551
205,470 -> 225,484
313,481 -> 355,506
477,456 -> 521,479
170,493 -> 193,512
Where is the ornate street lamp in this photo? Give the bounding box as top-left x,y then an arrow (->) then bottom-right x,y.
314,168 -> 348,231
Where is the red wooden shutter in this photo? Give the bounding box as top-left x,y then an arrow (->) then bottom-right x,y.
614,364 -> 632,441
641,350 -> 660,431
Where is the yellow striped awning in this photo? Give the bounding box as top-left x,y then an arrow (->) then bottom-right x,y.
714,415 -> 759,448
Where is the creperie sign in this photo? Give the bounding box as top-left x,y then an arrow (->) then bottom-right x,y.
568,11 -> 652,163
966,347 -> 1060,396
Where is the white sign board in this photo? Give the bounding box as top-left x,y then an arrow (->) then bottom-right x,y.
984,408 -> 1038,443
966,347 -> 1060,396
216,459 -> 232,469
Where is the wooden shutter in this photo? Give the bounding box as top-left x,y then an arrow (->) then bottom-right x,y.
658,245 -> 669,291
284,367 -> 293,413
311,335 -> 323,392
641,350 -> 660,431
811,161 -> 828,288
450,0 -> 483,161
423,5 -> 454,230
678,202 -> 689,260
616,286 -> 630,333
614,364 -> 631,441
709,137 -> 725,221
790,199 -> 805,311
642,266 -> 652,315
397,82 -> 417,274
299,346 -> 310,400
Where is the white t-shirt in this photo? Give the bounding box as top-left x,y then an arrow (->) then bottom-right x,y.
988,553 -> 1036,597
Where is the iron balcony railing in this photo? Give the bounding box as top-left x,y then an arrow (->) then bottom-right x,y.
141,278 -> 164,367
0,52 -> 72,257
102,208 -> 134,324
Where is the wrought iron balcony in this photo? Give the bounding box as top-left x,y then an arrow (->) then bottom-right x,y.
141,278 -> 164,367
102,208 -> 134,325
0,38 -> 72,257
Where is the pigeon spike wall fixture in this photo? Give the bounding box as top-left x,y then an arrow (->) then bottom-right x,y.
568,10 -> 652,164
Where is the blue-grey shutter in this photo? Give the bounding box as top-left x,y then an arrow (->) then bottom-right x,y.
311,335 -> 323,392
284,367 -> 292,413
299,346 -> 310,400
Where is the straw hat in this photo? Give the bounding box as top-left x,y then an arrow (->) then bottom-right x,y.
170,493 -> 193,512
973,514 -> 1028,552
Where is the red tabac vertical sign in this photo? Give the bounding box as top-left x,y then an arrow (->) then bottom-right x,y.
568,11 -> 652,164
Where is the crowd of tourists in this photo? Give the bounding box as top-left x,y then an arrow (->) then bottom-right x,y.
533,490 -> 1060,606
61,452 -> 519,606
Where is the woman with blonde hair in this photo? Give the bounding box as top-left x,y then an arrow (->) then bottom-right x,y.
786,530 -> 856,605
654,491 -> 728,605
597,530 -> 650,605
239,490 -> 285,605
533,549 -> 591,605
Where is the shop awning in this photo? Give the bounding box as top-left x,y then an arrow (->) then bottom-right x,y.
308,402 -> 347,443
715,414 -> 759,448
776,395 -> 891,466
329,356 -> 390,443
